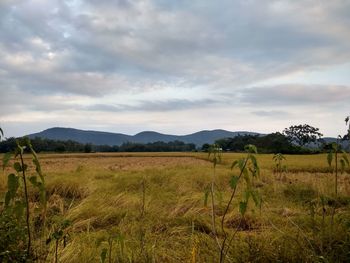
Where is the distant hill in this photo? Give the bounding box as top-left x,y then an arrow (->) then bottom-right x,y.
27,127 -> 259,146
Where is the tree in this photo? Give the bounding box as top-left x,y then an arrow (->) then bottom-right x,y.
84,143 -> 92,153
345,116 -> 350,140
201,143 -> 211,152
283,124 -> 323,146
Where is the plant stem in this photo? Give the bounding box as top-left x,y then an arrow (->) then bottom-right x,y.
210,161 -> 223,252
19,150 -> 31,256
335,147 -> 338,196
219,157 -> 249,263
210,165 -> 217,237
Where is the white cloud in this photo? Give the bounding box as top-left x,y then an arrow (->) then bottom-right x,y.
0,0 -> 350,137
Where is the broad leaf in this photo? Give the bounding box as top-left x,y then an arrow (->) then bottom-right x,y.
251,190 -> 261,207
231,160 -> 239,170
239,201 -> 247,215
13,162 -> 22,173
13,201 -> 25,219
5,173 -> 19,207
340,159 -> 345,174
229,175 -> 240,189
29,176 -> 38,187
245,144 -> 257,154
341,152 -> 349,167
327,151 -> 333,167
2,152 -> 12,171
243,190 -> 250,201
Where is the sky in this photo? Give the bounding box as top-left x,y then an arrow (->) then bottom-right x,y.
0,0 -> 350,138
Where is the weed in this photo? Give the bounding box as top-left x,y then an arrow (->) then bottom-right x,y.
273,153 -> 287,179
326,117 -> 350,196
0,137 -> 48,261
96,228 -> 125,263
207,144 -> 222,244
219,144 -> 261,263
46,218 -> 71,263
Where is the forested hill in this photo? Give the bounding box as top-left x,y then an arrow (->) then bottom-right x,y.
27,127 -> 259,146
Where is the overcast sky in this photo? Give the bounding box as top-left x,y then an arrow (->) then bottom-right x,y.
1,0 -> 349,137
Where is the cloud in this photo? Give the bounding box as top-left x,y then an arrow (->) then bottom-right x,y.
85,98 -> 221,112
251,110 -> 290,118
241,85 -> 350,105
1,0 -> 350,97
1,0 -> 350,137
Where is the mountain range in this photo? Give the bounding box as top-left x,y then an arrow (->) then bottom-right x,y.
27,127 -> 259,146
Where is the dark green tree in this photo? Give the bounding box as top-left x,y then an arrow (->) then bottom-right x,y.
84,143 -> 92,153
283,124 -> 323,146
201,143 -> 211,152
345,116 -> 350,140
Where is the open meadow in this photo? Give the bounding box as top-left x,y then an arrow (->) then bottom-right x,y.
1,152 -> 350,262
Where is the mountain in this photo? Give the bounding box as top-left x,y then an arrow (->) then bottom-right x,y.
28,128 -> 132,146
27,127 -> 258,147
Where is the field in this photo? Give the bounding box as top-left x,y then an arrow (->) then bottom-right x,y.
1,152 -> 350,262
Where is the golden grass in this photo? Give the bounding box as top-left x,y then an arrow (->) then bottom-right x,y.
1,152 -> 350,262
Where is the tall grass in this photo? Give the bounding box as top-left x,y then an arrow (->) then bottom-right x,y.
1,150 -> 350,262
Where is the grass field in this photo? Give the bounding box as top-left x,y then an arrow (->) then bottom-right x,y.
1,152 -> 350,262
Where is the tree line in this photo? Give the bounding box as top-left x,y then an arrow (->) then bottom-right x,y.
204,124 -> 348,154
0,124 -> 347,154
0,137 -> 196,153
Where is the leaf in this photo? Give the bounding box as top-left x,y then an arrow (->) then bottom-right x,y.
341,152 -> 349,167
13,201 -> 25,219
238,159 -> 245,170
32,157 -> 44,180
243,190 -> 251,201
250,155 -> 258,168
231,160 -> 238,170
14,147 -> 21,158
29,176 -> 38,187
2,152 -> 12,171
203,187 -> 210,207
100,248 -> 108,263
239,201 -> 247,215
331,142 -> 338,151
251,190 -> 261,207
282,165 -> 287,172
5,174 -> 19,207
242,167 -> 248,178
245,144 -> 257,154
327,151 -> 333,167
13,162 -> 22,173
250,154 -> 260,176
340,159 -> 345,174
229,175 -> 240,189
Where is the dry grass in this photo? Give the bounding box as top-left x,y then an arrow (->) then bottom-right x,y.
1,152 -> 350,262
